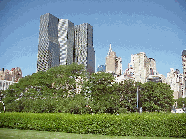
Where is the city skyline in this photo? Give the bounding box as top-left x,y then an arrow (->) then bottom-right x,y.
0,0 -> 186,77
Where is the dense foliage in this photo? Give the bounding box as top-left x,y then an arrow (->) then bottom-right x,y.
140,82 -> 174,112
175,97 -> 186,108
1,63 -> 174,113
2,63 -> 89,113
0,112 -> 185,138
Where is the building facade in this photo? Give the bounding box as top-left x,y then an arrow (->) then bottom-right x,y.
0,67 -> 22,82
37,13 -> 60,72
0,67 -> 21,91
37,13 -> 95,73
58,19 -> 75,65
0,80 -> 15,90
124,52 -> 159,84
166,68 -> 183,99
106,44 -> 122,75
182,50 -> 186,98
74,23 -> 95,74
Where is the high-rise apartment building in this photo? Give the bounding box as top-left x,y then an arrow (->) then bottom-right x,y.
128,52 -> 150,83
106,44 -> 122,75
37,13 -> 95,73
125,52 -> 158,84
74,23 -> 95,73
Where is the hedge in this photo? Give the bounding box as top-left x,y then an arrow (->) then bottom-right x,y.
0,112 -> 185,138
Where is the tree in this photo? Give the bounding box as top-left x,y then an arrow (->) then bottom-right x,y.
117,80 -> 142,113
175,97 -> 186,108
81,72 -> 119,114
2,63 -> 88,113
140,82 -> 174,112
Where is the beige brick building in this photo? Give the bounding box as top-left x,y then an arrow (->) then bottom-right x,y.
166,68 -> 183,99
125,52 -> 155,83
106,44 -> 122,75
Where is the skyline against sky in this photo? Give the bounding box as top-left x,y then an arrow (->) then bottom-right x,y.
0,0 -> 186,77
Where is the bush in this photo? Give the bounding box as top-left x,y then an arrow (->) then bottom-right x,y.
117,108 -> 128,114
0,112 -> 185,138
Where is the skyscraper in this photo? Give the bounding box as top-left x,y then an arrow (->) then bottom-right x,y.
37,13 -> 95,73
74,23 -> 95,73
58,19 -> 74,65
37,13 -> 60,72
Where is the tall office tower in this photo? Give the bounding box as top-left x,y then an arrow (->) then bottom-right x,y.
106,44 -> 122,75
37,13 -> 60,72
74,23 -> 95,73
58,19 -> 75,65
182,50 -> 186,98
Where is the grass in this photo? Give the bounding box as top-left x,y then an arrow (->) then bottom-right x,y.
0,128 -> 185,139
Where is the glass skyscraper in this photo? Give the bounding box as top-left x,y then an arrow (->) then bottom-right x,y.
75,23 -> 95,73
37,13 -> 95,73
37,13 -> 59,72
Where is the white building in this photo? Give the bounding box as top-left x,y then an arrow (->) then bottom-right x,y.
166,68 -> 183,99
0,80 -> 16,90
124,52 -> 157,84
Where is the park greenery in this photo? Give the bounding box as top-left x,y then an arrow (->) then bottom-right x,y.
175,97 -> 186,108
0,112 -> 185,138
0,63 -> 175,114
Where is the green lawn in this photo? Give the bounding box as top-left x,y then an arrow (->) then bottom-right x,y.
0,128 -> 185,139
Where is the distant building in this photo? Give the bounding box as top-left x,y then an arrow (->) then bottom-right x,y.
0,67 -> 21,90
97,65 -> 106,72
37,13 -> 60,72
74,23 -> 95,74
166,68 -> 184,99
124,52 -> 156,83
58,19 -> 75,65
0,67 -> 22,82
37,13 -> 95,74
0,80 -> 15,90
106,44 -> 122,75
147,74 -> 166,83
182,50 -> 186,98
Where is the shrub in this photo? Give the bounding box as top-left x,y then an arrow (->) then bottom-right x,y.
0,112 -> 185,138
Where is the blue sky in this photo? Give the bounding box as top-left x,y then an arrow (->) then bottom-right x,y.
0,0 -> 186,77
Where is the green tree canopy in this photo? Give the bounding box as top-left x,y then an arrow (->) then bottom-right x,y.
3,63 -> 88,113
175,97 -> 186,108
81,72 -> 119,114
140,82 -> 174,112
